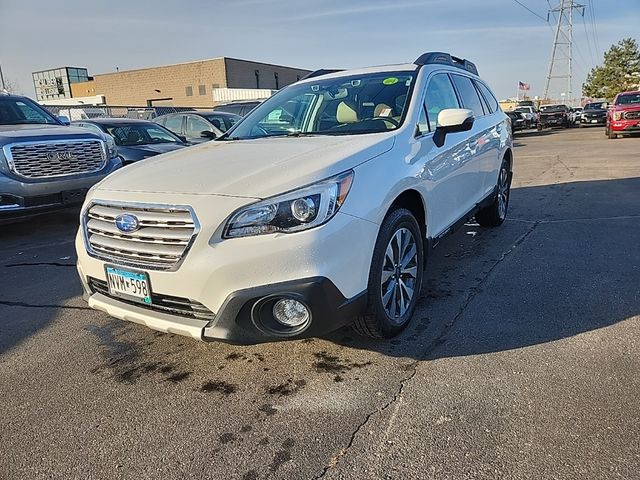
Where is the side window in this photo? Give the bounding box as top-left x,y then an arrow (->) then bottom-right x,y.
424,73 -> 460,128
164,115 -> 183,135
186,115 -> 213,139
475,81 -> 499,113
417,106 -> 429,135
451,75 -> 485,117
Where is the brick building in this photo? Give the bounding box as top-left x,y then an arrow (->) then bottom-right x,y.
62,57 -> 310,107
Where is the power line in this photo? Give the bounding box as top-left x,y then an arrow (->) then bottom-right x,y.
511,0 -> 549,23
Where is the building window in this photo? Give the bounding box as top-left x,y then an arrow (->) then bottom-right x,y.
274,72 -> 279,89
185,86 -> 193,97
254,70 -> 260,89
212,83 -> 220,89
198,85 -> 206,96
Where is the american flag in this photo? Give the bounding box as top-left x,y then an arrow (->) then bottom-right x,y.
518,81 -> 531,91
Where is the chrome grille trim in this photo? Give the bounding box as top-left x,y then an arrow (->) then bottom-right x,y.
2,139 -> 107,179
82,201 -> 200,271
623,110 -> 640,120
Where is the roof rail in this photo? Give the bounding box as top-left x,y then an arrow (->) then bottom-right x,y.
301,69 -> 344,80
414,52 -> 479,76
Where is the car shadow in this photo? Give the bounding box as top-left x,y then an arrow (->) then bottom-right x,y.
325,176 -> 640,361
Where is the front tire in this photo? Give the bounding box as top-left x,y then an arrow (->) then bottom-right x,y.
353,208 -> 424,339
476,159 -> 511,227
607,128 -> 617,139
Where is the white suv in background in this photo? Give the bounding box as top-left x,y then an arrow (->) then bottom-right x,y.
76,52 -> 513,344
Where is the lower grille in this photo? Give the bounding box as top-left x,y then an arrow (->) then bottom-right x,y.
88,277 -> 215,321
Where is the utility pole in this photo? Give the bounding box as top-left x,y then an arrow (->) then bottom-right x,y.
0,63 -> 6,90
543,0 -> 585,105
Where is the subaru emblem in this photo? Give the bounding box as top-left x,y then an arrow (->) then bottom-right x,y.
115,213 -> 140,233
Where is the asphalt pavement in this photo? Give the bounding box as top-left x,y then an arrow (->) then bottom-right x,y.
1,127 -> 639,480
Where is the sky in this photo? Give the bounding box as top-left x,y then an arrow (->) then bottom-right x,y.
1,0 -> 639,102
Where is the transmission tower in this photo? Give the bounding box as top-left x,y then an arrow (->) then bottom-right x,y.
543,0 -> 585,104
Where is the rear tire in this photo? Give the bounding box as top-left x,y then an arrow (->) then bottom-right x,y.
476,159 -> 511,228
353,208 -> 424,339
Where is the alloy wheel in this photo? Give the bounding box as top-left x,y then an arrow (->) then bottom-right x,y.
498,166 -> 510,220
380,227 -> 419,323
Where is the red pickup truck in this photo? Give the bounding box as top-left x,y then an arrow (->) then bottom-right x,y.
606,90 -> 640,139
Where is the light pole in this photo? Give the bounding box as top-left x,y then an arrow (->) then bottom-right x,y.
0,63 -> 6,90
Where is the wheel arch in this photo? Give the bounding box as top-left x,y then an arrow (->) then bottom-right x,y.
388,189 -> 427,243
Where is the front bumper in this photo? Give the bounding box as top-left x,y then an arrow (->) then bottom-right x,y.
76,193 -> 379,343
580,117 -> 606,125
0,157 -> 121,219
610,120 -> 640,133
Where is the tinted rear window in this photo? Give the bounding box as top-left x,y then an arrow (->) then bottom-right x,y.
451,75 -> 485,117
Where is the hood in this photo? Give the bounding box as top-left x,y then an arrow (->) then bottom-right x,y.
117,143 -> 187,162
0,124 -> 104,143
97,134 -> 394,198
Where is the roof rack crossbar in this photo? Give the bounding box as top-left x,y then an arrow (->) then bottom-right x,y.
414,52 -> 478,75
301,69 -> 344,80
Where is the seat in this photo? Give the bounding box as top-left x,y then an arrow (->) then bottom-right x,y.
126,129 -> 144,144
336,101 -> 359,124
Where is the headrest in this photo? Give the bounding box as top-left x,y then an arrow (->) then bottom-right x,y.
336,101 -> 358,123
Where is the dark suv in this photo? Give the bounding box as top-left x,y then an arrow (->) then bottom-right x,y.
579,102 -> 607,127
0,94 -> 121,219
538,104 -> 572,130
154,111 -> 241,144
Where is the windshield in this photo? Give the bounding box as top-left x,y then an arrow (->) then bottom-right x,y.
225,71 -> 415,140
584,102 -> 606,110
615,93 -> 640,106
105,123 -> 183,146
203,114 -> 240,132
515,107 -> 531,113
0,97 -> 60,125
540,105 -> 567,113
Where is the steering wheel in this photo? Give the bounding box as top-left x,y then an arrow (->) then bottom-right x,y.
361,116 -> 400,128
248,125 -> 268,136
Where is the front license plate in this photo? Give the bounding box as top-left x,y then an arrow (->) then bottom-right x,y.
591,119 -> 598,124
105,266 -> 151,304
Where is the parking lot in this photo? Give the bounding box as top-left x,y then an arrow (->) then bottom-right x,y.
1,127 -> 639,479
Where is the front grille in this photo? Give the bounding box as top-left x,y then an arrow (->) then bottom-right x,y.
88,277 -> 215,321
84,202 -> 198,270
6,140 -> 106,179
624,110 -> 640,120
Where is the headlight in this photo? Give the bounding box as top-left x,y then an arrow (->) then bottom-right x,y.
223,170 -> 354,238
103,134 -> 117,158
613,112 -> 623,121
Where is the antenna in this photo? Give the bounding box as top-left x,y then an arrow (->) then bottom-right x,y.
543,0 -> 585,105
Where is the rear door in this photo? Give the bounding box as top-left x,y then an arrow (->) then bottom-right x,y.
449,74 -> 491,210
473,80 -> 504,197
163,114 -> 185,137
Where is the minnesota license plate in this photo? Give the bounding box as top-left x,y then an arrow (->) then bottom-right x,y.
105,266 -> 151,304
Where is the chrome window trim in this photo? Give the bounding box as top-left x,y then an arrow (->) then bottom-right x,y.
82,199 -> 201,272
2,138 -> 108,180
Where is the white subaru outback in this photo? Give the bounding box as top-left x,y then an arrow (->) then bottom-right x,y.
76,52 -> 513,344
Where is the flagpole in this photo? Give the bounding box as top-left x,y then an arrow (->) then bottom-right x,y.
516,82 -> 519,102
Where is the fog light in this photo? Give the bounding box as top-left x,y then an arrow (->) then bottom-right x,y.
272,298 -> 310,327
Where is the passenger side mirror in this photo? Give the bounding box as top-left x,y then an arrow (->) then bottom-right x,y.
58,115 -> 71,125
433,108 -> 474,147
201,130 -> 216,139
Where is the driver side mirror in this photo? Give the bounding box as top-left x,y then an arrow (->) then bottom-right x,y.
200,130 -> 216,140
58,115 -> 70,125
433,108 -> 474,147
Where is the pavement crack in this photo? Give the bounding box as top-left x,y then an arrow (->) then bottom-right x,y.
0,300 -> 90,311
310,364 -> 419,480
310,221 -> 540,479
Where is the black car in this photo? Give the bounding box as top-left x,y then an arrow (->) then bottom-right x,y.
505,111 -> 526,134
73,118 -> 188,165
538,104 -> 572,130
212,101 -> 261,117
154,111 -> 241,144
580,102 -> 607,127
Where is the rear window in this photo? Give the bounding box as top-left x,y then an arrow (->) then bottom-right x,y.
476,82 -> 499,113
451,75 -> 485,117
